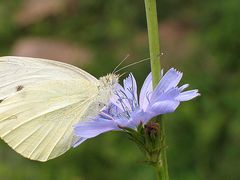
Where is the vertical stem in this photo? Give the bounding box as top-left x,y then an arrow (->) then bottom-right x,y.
144,0 -> 169,179
144,0 -> 161,87
154,163 -> 162,180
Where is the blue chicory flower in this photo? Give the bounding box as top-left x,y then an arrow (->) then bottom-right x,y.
73,68 -> 200,147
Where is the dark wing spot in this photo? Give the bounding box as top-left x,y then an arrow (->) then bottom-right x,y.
16,85 -> 24,92
0,99 -> 3,103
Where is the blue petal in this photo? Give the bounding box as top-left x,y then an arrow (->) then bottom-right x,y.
139,72 -> 152,110
130,109 -> 154,125
149,100 -> 180,116
72,137 -> 87,148
151,87 -> 180,104
74,119 -> 119,138
179,84 -> 189,91
123,73 -> 138,101
151,68 -> 182,99
110,84 -> 127,111
101,103 -> 124,119
176,90 -> 200,101
111,84 -> 136,114
114,116 -> 136,129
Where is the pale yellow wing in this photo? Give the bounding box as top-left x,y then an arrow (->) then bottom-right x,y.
0,56 -> 98,100
0,56 -> 100,161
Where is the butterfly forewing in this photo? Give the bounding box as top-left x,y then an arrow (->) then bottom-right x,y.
0,56 -> 101,161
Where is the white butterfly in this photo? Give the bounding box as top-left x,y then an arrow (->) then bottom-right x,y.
0,56 -> 118,162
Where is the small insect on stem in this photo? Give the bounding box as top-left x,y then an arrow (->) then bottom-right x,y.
16,85 -> 24,92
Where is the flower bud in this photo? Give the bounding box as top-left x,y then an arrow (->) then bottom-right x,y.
143,121 -> 162,164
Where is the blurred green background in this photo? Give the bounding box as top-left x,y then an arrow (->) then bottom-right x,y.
0,0 -> 239,179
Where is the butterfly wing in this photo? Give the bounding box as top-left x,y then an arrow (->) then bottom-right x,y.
0,56 -> 98,100
0,56 -> 99,161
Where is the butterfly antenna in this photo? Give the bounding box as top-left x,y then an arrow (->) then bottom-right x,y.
115,57 -> 151,73
119,72 -> 127,78
112,54 -> 130,73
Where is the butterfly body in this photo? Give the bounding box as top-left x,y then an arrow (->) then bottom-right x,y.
0,56 -> 118,161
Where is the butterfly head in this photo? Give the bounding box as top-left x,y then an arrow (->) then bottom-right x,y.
99,73 -> 119,88
98,74 -> 119,103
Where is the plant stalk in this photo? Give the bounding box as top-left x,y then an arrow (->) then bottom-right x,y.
144,0 -> 169,179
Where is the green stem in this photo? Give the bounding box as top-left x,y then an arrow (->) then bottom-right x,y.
154,163 -> 162,180
144,0 -> 161,86
144,0 -> 169,179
